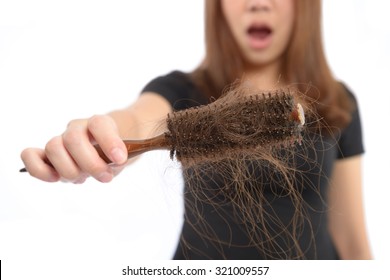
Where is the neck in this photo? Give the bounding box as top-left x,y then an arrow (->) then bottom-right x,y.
242,60 -> 284,90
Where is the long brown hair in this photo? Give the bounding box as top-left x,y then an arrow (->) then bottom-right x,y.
180,0 -> 350,259
191,0 -> 353,132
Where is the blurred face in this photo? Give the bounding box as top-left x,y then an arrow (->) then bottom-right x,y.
221,0 -> 295,69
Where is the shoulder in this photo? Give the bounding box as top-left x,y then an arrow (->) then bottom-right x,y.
340,82 -> 358,107
336,82 -> 364,159
141,71 -> 208,111
141,71 -> 191,94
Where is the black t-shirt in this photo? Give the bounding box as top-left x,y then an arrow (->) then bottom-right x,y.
142,71 -> 364,259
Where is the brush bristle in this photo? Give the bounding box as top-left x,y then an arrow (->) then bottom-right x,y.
165,87 -> 304,165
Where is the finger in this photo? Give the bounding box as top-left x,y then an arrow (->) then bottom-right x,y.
20,148 -> 60,182
87,115 -> 127,165
73,172 -> 89,184
111,163 -> 127,177
45,136 -> 85,182
62,120 -> 114,182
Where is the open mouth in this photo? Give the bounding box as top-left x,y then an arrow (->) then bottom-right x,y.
247,25 -> 272,39
246,24 -> 273,49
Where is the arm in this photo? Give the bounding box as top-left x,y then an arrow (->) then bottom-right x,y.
328,155 -> 372,259
21,92 -> 172,183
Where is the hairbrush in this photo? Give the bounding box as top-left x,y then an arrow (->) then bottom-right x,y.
20,87 -> 305,172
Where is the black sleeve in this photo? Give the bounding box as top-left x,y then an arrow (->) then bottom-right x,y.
141,71 -> 208,111
336,87 -> 365,159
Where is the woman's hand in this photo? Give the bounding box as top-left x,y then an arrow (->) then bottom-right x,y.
21,114 -> 128,183
21,92 -> 173,184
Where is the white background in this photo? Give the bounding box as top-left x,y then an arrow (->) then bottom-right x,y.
0,0 -> 389,279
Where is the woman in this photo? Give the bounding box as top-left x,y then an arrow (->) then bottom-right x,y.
21,0 -> 371,259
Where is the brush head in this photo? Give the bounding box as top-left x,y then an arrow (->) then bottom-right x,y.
165,87 -> 305,166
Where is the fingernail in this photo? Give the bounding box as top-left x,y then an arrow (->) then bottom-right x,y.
74,174 -> 88,184
97,171 -> 113,183
74,178 -> 86,184
48,173 -> 60,182
111,148 -> 126,164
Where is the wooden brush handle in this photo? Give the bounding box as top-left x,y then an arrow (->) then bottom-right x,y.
19,133 -> 169,172
94,133 -> 169,163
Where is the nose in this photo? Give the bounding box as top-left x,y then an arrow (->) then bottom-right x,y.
247,0 -> 271,12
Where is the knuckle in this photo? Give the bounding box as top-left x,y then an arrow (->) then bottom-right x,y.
66,118 -> 86,128
88,114 -> 116,133
62,129 -> 82,147
20,148 -> 32,162
45,136 -> 62,156
87,114 -> 106,131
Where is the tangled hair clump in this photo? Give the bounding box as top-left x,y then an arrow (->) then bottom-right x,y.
166,84 -> 327,259
166,84 -> 305,168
